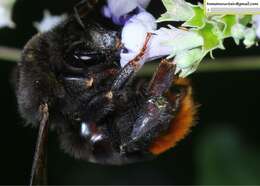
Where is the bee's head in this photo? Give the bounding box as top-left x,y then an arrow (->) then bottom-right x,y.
54,14 -> 121,77
18,10 -> 121,123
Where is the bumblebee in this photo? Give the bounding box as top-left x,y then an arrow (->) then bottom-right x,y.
16,0 -> 197,184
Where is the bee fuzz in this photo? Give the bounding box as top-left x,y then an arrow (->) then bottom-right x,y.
23,50 -> 35,62
105,91 -> 113,100
85,78 -> 94,88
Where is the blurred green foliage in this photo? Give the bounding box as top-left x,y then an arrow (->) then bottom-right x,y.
196,125 -> 260,185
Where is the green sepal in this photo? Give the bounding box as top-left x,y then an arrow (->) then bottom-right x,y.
157,0 -> 194,22
220,15 -> 237,38
197,22 -> 222,52
239,15 -> 252,26
183,5 -> 205,28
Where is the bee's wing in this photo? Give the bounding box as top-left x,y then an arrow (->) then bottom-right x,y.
30,104 -> 49,186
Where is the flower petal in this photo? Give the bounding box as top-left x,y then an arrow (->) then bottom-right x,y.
243,27 -> 257,48
231,23 -> 246,45
174,48 -> 204,77
34,10 -> 67,33
102,0 -> 151,25
137,0 -> 151,9
0,0 -> 16,28
120,12 -> 157,67
148,26 -> 203,60
253,15 -> 260,38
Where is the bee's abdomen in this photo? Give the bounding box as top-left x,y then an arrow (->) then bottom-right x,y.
149,78 -> 197,155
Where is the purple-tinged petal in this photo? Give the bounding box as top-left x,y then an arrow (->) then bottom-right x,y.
118,7 -> 141,25
146,27 -> 187,60
102,0 -> 152,25
120,12 -> 157,67
146,33 -> 173,60
137,0 -> 151,9
253,15 -> 260,38
121,25 -> 203,68
147,26 -> 203,60
106,0 -> 139,22
101,6 -> 112,18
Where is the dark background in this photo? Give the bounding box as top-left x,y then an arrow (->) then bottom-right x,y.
0,0 -> 260,185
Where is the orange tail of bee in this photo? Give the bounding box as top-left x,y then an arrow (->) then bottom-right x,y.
149,78 -> 197,155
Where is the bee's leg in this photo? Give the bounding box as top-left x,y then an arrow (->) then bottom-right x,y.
85,91 -> 114,122
74,0 -> 99,30
112,33 -> 153,91
147,59 -> 176,97
120,60 -> 180,153
30,103 -> 49,186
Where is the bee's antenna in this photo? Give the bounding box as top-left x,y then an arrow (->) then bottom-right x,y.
29,103 -> 49,186
74,0 -> 99,30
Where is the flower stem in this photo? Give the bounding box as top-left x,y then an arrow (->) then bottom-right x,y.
0,46 -> 21,62
139,56 -> 260,75
1,46 -> 260,74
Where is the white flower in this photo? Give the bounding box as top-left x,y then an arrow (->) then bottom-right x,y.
149,26 -> 203,59
34,10 -> 67,33
174,48 -> 204,77
253,15 -> 260,39
231,23 -> 246,45
102,0 -> 151,25
120,23 -> 204,69
103,0 -> 204,77
0,0 -> 16,28
243,27 -> 257,48
231,21 -> 257,48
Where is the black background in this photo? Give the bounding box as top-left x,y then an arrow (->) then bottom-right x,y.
0,0 -> 260,185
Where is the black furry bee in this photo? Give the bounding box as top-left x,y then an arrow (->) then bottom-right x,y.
16,0 -> 196,185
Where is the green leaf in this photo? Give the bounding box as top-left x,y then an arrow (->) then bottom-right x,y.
157,0 -> 194,22
239,15 -> 252,26
197,22 -> 222,52
211,15 -> 237,38
183,5 -> 205,28
157,0 -> 257,77
220,15 -> 237,38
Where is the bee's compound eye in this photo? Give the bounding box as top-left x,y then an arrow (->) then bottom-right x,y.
73,54 -> 92,61
66,44 -> 104,68
73,49 -> 98,63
